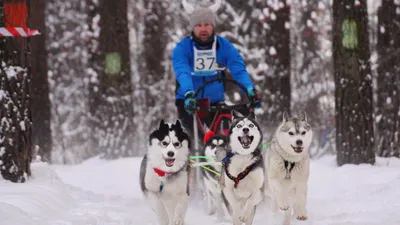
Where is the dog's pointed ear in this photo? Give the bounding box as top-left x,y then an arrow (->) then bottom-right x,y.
282,111 -> 290,122
159,119 -> 166,129
231,110 -> 244,119
248,111 -> 256,120
175,119 -> 182,130
299,111 -> 307,122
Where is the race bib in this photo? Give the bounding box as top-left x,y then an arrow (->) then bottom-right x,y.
193,37 -> 218,76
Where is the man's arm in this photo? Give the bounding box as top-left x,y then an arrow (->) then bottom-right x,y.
224,40 -> 254,90
172,41 -> 194,94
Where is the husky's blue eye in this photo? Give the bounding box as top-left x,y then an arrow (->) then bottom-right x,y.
288,132 -> 294,136
237,124 -> 242,128
249,124 -> 254,128
301,131 -> 306,135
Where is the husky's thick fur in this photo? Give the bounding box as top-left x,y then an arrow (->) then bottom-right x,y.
220,111 -> 264,225
200,135 -> 227,218
264,111 -> 312,225
140,119 -> 191,225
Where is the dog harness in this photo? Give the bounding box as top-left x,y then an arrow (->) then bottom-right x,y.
223,153 -> 261,188
284,160 -> 295,179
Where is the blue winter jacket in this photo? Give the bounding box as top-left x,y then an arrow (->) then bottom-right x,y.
172,35 -> 254,103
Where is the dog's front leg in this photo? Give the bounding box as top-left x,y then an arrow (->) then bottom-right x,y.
223,188 -> 242,225
240,189 -> 262,223
294,182 -> 308,221
172,193 -> 189,225
147,192 -> 169,225
270,179 -> 290,211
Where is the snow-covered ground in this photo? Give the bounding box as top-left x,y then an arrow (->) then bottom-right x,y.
1,155 -> 400,225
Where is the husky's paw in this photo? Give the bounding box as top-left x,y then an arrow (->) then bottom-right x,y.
279,205 -> 290,211
207,208 -> 216,216
239,216 -> 246,222
278,199 -> 290,211
173,219 -> 184,225
232,217 -> 242,225
296,215 -> 308,221
207,204 -> 216,215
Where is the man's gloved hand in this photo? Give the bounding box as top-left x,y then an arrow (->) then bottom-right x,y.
184,91 -> 197,114
247,86 -> 262,108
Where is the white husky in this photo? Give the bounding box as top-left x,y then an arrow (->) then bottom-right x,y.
264,111 -> 312,225
139,119 -> 191,225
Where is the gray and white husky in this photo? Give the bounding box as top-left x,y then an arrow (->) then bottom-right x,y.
140,119 -> 191,225
200,135 -> 227,219
220,110 -> 265,225
264,111 -> 313,225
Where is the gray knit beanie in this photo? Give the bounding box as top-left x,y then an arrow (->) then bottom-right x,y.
189,7 -> 216,27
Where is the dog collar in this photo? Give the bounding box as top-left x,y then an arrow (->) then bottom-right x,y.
153,168 -> 172,177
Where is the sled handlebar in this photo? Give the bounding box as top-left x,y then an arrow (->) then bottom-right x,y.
196,102 -> 250,112
193,76 -> 250,100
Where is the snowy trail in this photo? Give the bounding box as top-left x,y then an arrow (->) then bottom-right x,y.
2,156 -> 400,225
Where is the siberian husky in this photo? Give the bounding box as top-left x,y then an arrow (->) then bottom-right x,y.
264,111 -> 312,225
140,119 -> 191,225
220,110 -> 264,225
200,135 -> 227,219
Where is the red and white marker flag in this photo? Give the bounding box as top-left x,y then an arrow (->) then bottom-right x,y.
0,27 -> 40,37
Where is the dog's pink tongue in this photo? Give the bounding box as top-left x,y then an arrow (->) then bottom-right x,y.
241,136 -> 250,145
165,159 -> 175,167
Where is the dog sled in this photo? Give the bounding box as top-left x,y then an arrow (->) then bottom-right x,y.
189,74 -> 255,185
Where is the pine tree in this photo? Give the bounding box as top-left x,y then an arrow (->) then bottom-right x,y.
0,0 -> 32,182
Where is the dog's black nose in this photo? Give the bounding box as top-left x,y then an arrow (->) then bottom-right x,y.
167,151 -> 175,157
296,140 -> 303,146
243,128 -> 249,133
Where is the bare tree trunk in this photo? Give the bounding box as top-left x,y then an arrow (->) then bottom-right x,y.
88,0 -> 134,158
376,0 -> 400,157
263,1 -> 291,127
0,1 -> 32,182
29,0 -> 52,162
333,0 -> 375,165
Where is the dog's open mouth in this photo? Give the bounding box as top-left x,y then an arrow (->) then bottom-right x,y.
238,135 -> 254,149
292,146 -> 304,153
164,158 -> 175,167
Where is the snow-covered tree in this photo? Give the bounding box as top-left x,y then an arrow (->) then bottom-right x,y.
47,0 -> 92,163
376,0 -> 400,157
0,1 -> 32,182
333,0 -> 375,165
291,0 -> 335,157
216,1 -> 291,132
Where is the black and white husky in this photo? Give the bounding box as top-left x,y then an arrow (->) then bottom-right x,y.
220,110 -> 265,225
264,111 -> 312,225
200,135 -> 227,219
140,119 -> 191,225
